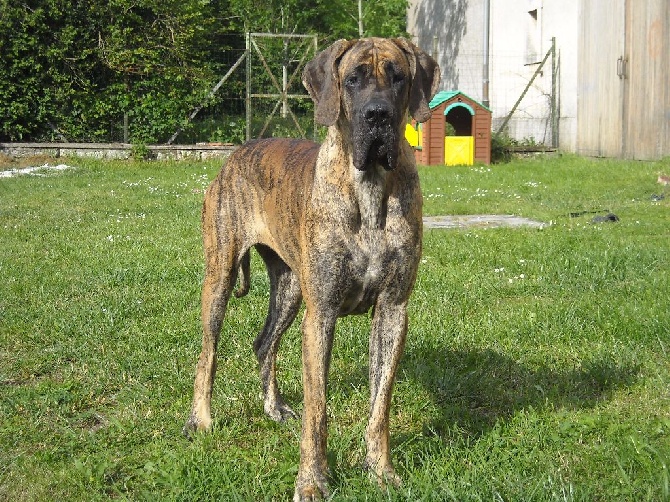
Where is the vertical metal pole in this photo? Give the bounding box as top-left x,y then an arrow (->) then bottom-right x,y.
550,37 -> 558,148
123,112 -> 129,143
123,76 -> 130,144
313,36 -> 319,141
245,32 -> 252,142
482,0 -> 490,108
282,38 -> 288,118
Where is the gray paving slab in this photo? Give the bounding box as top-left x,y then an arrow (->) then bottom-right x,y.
423,215 -> 546,229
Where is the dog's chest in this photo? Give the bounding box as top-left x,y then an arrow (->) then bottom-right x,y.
310,161 -> 420,316
353,228 -> 387,276
339,220 -> 412,315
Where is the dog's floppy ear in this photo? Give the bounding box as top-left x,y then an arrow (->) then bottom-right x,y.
393,38 -> 441,123
303,39 -> 353,126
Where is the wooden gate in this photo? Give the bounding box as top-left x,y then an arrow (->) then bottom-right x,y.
245,33 -> 318,141
577,0 -> 670,159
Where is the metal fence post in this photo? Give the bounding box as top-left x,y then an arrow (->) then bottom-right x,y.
245,32 -> 252,142
550,37 -> 558,148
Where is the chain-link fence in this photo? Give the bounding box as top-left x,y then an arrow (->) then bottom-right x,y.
163,33 -> 320,145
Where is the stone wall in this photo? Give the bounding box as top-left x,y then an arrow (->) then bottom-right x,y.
0,142 -> 237,161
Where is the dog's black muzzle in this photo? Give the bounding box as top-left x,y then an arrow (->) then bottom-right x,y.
352,97 -> 400,172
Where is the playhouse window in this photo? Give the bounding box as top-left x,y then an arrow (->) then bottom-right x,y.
444,102 -> 474,137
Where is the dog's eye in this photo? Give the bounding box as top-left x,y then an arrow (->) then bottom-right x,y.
345,74 -> 360,89
392,72 -> 405,86
385,61 -> 405,87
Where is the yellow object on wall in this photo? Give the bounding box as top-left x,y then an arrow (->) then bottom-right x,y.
444,136 -> 474,166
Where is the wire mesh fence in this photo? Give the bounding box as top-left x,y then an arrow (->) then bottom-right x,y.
29,34 -> 558,147
164,33 -> 320,145
245,33 -> 319,142
432,42 -> 559,146
170,35 -> 248,145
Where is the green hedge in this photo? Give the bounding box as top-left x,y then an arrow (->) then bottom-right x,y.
0,0 -> 407,144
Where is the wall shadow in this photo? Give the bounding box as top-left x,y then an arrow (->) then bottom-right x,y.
410,0 -> 469,90
398,344 -> 639,440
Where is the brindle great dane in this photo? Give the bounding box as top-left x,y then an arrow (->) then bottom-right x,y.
183,37 -> 440,500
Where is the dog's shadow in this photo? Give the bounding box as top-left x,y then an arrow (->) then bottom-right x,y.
393,344 -> 638,441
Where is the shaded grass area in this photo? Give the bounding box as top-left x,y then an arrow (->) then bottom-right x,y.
1,154 -> 669,500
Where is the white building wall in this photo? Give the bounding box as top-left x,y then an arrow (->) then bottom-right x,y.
407,0 -> 487,101
540,1 -> 578,152
407,0 -> 579,150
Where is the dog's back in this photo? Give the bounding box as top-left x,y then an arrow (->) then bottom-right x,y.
203,138 -> 321,272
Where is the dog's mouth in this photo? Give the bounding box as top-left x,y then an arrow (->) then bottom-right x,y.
353,129 -> 398,171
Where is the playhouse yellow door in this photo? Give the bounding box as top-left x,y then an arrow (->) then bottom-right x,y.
445,136 -> 474,166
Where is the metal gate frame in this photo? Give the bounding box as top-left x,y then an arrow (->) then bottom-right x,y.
245,33 -> 319,141
495,37 -> 558,148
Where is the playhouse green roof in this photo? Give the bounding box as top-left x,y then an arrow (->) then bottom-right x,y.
429,90 -> 491,112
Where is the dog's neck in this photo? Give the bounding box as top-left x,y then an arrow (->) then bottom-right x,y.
321,126 -> 393,230
353,165 -> 388,230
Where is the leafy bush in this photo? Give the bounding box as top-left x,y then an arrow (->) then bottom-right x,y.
491,133 -> 516,163
0,0 -> 408,144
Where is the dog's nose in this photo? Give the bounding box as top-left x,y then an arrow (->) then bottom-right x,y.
363,100 -> 391,127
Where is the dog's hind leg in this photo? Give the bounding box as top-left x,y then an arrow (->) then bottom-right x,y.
253,245 -> 302,422
183,258 -> 237,436
234,250 -> 251,298
184,192 -> 241,436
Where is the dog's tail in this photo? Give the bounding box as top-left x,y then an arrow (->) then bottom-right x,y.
234,250 -> 251,298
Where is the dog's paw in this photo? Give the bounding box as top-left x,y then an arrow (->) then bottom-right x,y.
182,418 -> 197,440
364,458 -> 402,489
375,465 -> 402,489
293,470 -> 330,502
182,414 -> 211,440
292,485 -> 327,502
264,398 -> 298,422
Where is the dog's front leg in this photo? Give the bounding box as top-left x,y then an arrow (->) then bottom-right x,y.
294,307 -> 336,502
364,298 -> 408,488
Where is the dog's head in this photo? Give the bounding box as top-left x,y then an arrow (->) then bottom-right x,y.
303,37 -> 440,171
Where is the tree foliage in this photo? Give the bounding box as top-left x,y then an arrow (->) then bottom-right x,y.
0,0 -> 408,143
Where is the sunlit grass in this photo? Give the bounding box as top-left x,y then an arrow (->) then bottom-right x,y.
1,154 -> 668,500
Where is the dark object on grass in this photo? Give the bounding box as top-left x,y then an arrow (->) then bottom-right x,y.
651,193 -> 665,201
591,213 -> 619,223
569,209 -> 610,218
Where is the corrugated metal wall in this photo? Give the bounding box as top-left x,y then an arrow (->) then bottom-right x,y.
578,0 -> 670,159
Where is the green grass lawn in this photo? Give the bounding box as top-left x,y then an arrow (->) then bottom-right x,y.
1,153 -> 669,501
